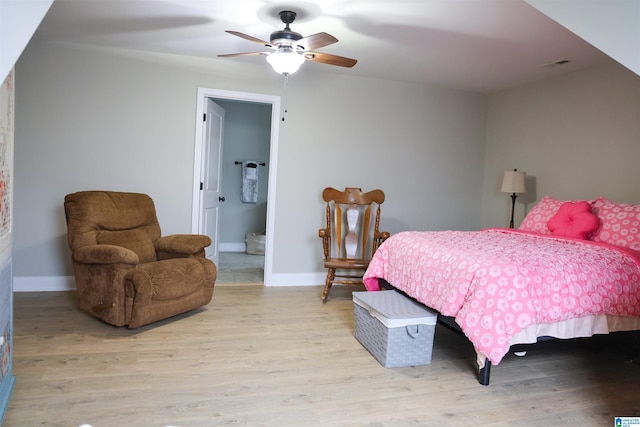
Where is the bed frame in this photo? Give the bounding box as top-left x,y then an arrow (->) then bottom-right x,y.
379,279 -> 640,385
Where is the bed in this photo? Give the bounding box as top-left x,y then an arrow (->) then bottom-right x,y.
362,196 -> 640,385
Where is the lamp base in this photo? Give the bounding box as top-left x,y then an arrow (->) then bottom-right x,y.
509,193 -> 517,228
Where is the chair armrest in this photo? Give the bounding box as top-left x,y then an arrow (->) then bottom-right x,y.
73,244 -> 139,265
155,234 -> 211,258
376,231 -> 391,241
318,228 -> 330,259
372,231 -> 391,256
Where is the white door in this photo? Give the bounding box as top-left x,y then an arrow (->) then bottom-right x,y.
199,98 -> 225,265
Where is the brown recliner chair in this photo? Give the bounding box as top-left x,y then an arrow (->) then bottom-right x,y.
64,190 -> 217,328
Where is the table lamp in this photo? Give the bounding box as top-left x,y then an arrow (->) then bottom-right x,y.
501,169 -> 526,228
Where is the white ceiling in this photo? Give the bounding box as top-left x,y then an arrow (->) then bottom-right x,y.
32,0 -> 613,93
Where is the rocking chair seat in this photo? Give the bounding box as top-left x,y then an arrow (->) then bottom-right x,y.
323,258 -> 370,269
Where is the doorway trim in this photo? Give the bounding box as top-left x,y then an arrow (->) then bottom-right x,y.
192,87 -> 280,286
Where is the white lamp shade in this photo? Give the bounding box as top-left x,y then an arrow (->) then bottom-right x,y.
266,47 -> 305,75
501,170 -> 526,194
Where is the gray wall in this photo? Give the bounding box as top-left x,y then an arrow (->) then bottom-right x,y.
14,40 -> 487,284
481,61 -> 640,229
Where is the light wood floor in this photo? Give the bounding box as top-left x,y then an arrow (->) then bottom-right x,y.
6,285 -> 640,427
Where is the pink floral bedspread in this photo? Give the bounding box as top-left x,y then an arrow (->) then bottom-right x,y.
362,229 -> 640,365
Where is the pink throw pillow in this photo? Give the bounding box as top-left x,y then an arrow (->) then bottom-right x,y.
591,199 -> 640,250
547,201 -> 599,240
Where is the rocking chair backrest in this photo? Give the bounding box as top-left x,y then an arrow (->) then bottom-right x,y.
322,187 -> 385,261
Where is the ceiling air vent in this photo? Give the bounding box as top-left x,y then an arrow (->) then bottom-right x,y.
541,59 -> 571,68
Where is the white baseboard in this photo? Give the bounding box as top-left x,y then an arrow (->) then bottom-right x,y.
14,276 -> 76,292
219,243 -> 246,252
13,273 -> 327,291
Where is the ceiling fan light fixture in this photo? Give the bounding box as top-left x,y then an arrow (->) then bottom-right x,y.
220,10 -> 357,74
266,46 -> 305,75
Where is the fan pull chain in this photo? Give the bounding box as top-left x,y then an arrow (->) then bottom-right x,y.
281,74 -> 289,121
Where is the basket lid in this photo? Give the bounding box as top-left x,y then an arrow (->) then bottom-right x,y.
353,290 -> 437,327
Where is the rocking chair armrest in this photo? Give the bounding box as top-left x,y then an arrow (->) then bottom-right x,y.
376,231 -> 391,241
155,234 -> 212,257
318,228 -> 331,259
73,244 -> 139,265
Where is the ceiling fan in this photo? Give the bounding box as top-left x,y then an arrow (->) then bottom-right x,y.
218,10 -> 357,75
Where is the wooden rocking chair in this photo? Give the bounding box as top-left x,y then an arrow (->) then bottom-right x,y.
318,187 -> 389,302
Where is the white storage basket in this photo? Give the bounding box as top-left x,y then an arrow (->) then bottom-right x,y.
353,290 -> 438,368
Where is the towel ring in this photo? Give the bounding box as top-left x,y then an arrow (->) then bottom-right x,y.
235,161 -> 266,167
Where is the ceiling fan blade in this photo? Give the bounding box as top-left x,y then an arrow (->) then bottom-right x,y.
296,32 -> 338,51
225,30 -> 272,47
304,52 -> 357,68
217,52 -> 269,58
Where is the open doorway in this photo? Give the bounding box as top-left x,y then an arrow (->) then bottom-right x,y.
191,88 -> 280,286
215,99 -> 270,284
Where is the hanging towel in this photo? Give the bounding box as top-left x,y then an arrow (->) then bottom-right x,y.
241,161 -> 259,203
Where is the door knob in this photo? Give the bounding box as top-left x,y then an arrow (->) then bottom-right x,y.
219,196 -> 226,202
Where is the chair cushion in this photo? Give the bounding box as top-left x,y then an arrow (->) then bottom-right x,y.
97,229 -> 157,263
137,258 -> 206,301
